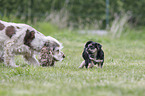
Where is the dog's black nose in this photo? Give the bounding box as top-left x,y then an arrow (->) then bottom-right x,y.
63,54 -> 65,58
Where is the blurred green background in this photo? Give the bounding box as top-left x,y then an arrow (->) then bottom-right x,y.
0,0 -> 145,29
1,1 -> 145,96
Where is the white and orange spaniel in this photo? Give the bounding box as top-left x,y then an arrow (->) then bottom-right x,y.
0,20 -> 65,67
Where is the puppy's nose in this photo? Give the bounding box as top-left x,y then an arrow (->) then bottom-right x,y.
62,54 -> 65,58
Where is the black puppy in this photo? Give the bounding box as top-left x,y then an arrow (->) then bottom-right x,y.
79,41 -> 104,68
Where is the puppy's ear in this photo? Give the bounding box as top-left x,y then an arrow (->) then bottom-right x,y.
85,41 -> 93,48
95,43 -> 102,50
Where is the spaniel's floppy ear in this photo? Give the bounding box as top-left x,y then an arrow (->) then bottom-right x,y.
85,41 -> 93,48
95,43 -> 102,50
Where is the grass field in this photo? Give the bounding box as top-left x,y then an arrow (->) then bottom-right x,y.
0,22 -> 145,96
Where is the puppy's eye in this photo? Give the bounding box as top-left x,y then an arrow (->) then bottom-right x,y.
90,46 -> 94,48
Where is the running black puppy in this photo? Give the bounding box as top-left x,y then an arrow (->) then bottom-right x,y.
79,41 -> 104,68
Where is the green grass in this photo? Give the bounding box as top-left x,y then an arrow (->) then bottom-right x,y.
0,23 -> 145,96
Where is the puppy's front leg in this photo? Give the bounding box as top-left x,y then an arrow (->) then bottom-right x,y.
87,61 -> 94,68
98,63 -> 102,68
79,60 -> 85,68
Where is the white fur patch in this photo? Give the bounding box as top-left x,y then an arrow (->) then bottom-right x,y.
0,20 -> 64,67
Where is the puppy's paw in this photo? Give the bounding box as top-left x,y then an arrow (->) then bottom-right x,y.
87,63 -> 94,68
78,66 -> 83,69
79,61 -> 85,69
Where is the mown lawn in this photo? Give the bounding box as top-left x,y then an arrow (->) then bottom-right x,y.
0,23 -> 145,96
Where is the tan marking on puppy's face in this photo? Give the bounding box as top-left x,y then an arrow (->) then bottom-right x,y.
87,44 -> 97,54
0,22 -> 5,30
6,26 -> 16,38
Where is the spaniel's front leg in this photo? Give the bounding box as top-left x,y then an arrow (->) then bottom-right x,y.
4,40 -> 18,67
0,49 -> 4,63
24,54 -> 40,66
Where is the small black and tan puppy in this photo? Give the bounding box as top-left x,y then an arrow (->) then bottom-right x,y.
79,41 -> 104,69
